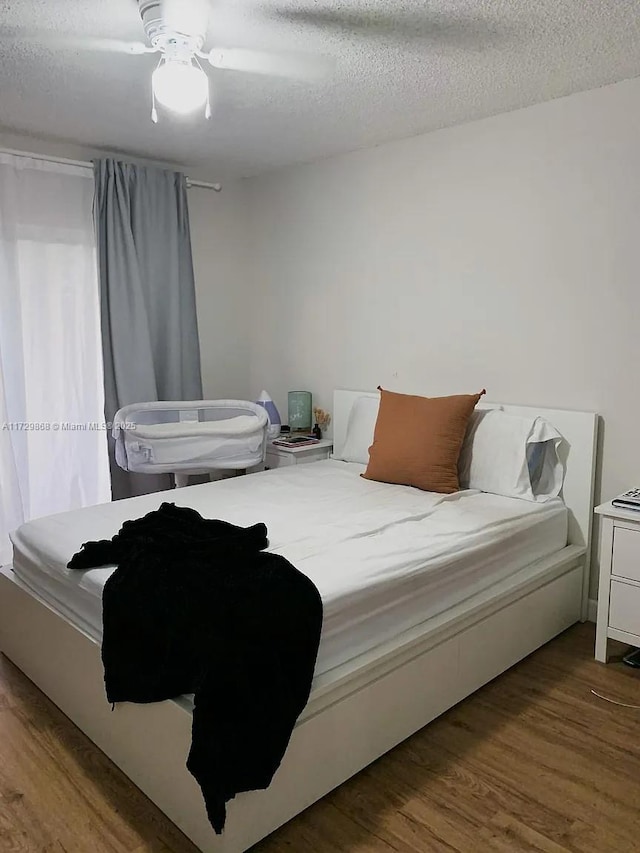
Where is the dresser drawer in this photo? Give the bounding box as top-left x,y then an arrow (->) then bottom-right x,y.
612,526 -> 640,582
609,579 -> 640,636
265,451 -> 296,469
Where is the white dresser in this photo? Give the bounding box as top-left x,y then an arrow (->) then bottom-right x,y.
594,501 -> 640,662
264,439 -> 333,470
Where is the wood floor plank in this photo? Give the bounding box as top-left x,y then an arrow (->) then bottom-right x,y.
382,741 -> 575,844
481,812 -> 573,852
416,718 -> 640,851
0,655 -> 198,853
1,623 -> 639,852
331,766 -> 481,853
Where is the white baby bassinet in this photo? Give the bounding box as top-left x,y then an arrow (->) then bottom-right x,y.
113,400 -> 268,480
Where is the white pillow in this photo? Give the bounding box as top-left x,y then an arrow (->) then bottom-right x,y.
458,409 -> 565,502
336,395 -> 380,464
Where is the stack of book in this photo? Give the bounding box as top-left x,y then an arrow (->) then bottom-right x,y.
612,488 -> 640,512
272,435 -> 319,448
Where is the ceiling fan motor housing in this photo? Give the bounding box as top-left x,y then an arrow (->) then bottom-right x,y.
138,0 -> 205,56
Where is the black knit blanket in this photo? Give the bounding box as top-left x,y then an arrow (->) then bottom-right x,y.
67,502 -> 323,833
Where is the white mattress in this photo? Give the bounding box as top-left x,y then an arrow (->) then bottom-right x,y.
10,460 -> 568,679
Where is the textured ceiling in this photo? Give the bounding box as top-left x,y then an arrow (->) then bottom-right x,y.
1,0 -> 640,178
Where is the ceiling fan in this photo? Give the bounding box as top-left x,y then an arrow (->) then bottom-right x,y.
80,0 -> 333,122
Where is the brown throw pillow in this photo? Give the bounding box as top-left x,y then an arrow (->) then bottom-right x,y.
363,387 -> 486,494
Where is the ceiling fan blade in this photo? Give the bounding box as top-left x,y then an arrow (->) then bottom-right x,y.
208,47 -> 334,80
0,26 -> 151,55
264,7 -> 509,48
74,37 -> 151,54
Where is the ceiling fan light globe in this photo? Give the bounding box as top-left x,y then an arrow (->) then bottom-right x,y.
152,61 -> 208,114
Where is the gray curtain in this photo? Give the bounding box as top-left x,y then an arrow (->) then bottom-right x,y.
94,159 -> 203,500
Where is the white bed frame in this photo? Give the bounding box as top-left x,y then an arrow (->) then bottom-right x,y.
0,390 -> 598,853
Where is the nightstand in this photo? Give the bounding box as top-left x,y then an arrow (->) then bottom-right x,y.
265,439 -> 333,470
594,501 -> 640,662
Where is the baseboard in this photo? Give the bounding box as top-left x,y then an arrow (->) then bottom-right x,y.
587,598 -> 598,623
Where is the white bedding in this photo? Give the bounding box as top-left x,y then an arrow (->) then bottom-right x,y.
10,460 -> 567,678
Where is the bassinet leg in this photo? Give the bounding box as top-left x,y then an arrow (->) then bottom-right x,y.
174,473 -> 190,488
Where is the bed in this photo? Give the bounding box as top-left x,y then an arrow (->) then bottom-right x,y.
0,390 -> 598,853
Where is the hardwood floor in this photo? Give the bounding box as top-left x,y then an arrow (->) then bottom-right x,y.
1,624 -> 639,852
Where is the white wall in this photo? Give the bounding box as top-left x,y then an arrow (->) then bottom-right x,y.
245,76 -> 640,593
189,183 -> 251,399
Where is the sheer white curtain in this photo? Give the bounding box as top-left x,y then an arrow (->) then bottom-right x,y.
0,153 -> 110,563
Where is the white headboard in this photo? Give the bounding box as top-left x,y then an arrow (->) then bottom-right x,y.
333,389 -> 598,555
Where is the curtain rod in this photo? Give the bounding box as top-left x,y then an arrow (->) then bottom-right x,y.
0,146 -> 222,192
